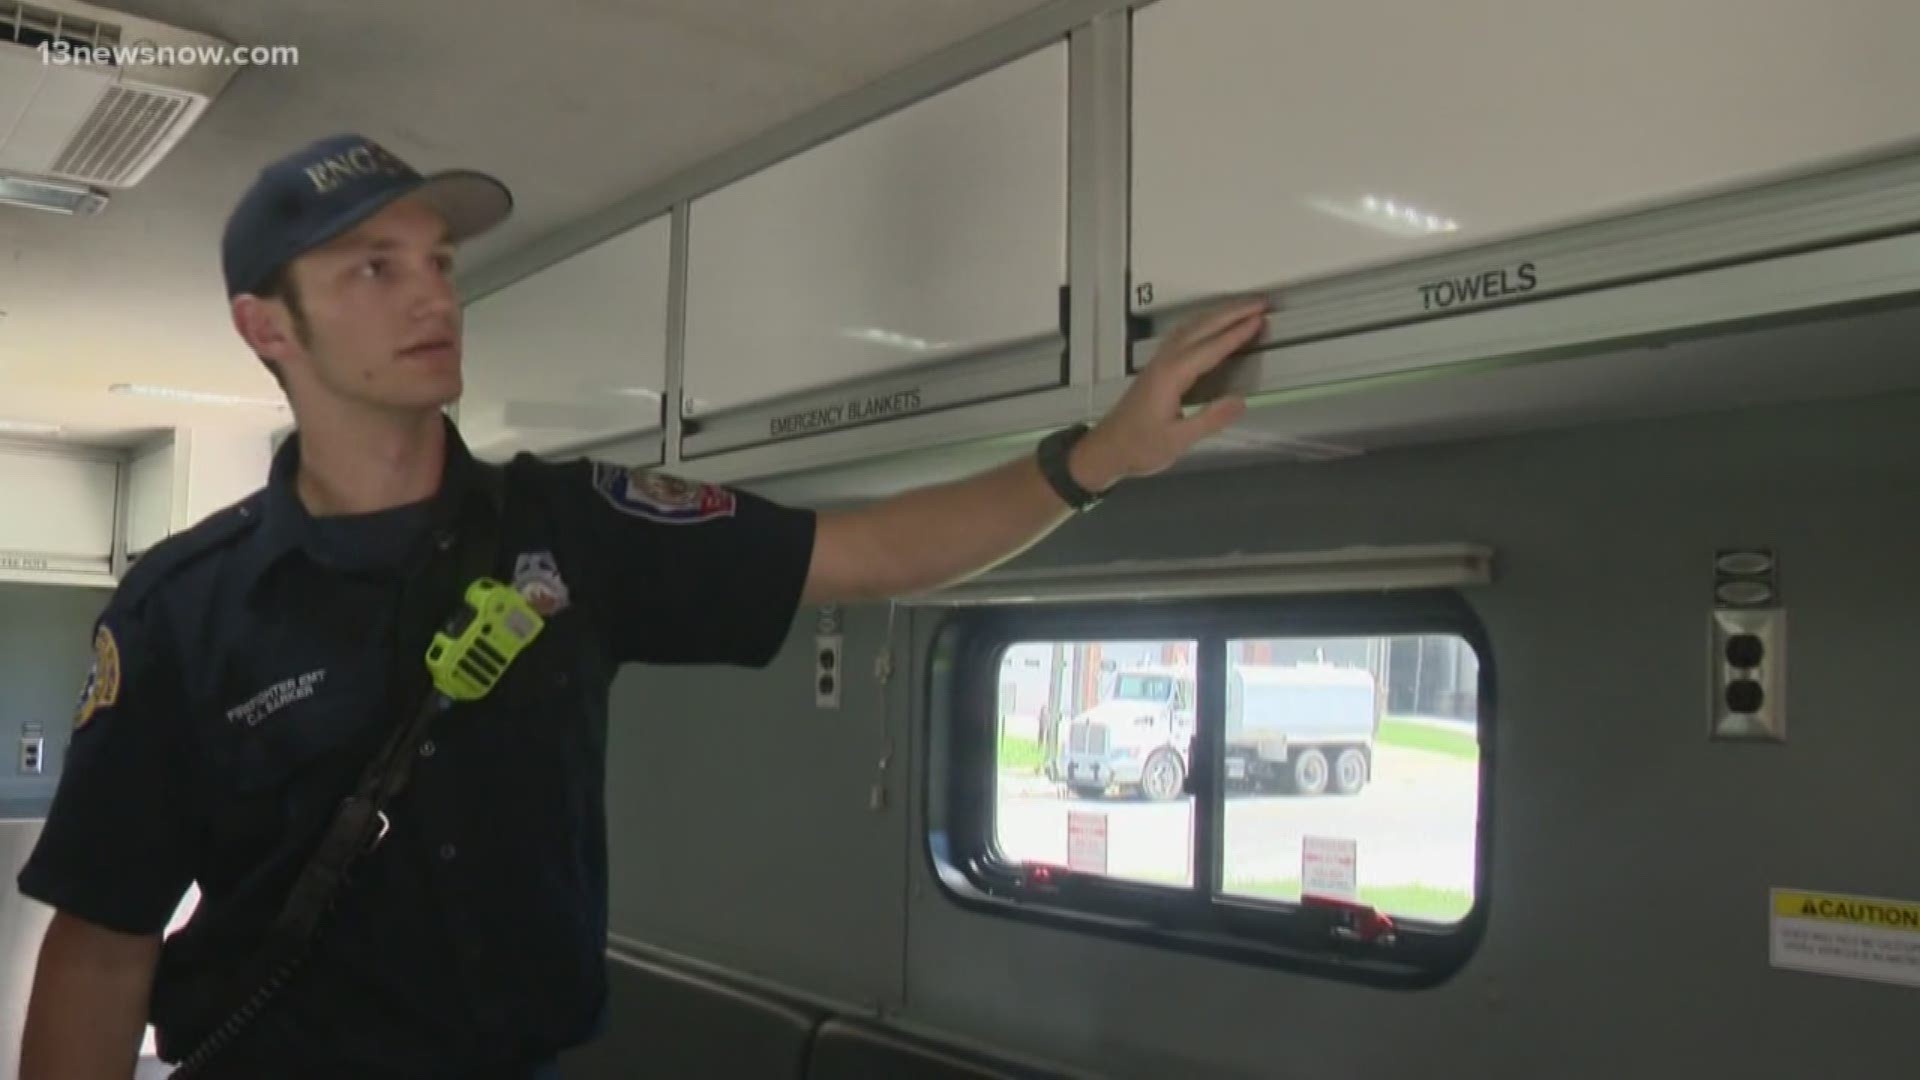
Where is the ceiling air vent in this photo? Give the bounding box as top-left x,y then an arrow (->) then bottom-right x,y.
52,84 -> 194,184
0,0 -> 241,189
1,1 -> 123,52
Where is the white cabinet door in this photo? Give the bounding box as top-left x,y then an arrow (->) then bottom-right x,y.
682,42 -> 1069,457
0,446 -> 119,583
179,428 -> 272,528
124,438 -> 178,558
1131,0 -> 1920,316
459,214 -> 672,459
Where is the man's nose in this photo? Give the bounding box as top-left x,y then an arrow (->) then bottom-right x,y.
412,265 -> 460,318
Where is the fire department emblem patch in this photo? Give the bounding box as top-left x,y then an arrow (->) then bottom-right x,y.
591,462 -> 736,524
74,624 -> 120,730
512,551 -> 571,617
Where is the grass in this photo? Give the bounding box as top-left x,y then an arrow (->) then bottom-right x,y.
1377,717 -> 1479,762
1225,879 -> 1474,923
999,733 -> 1046,773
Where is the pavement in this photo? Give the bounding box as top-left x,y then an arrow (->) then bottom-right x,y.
994,744 -> 1480,897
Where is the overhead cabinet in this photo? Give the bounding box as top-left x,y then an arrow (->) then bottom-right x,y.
449,0 -> 1920,501
124,436 -> 182,561
0,443 -> 120,588
679,41 -> 1070,460
459,214 -> 672,462
0,429 -> 274,589
1128,0 -> 1920,400
122,428 -> 275,563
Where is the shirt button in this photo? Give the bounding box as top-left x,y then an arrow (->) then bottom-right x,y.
420,740 -> 437,757
439,843 -> 458,861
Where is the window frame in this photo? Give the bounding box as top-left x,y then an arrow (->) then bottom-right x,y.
921,588 -> 1495,989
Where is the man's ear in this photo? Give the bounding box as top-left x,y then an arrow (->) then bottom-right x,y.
232,295 -> 297,362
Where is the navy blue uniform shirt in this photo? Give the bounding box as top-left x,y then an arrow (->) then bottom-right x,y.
16,420 -> 817,1078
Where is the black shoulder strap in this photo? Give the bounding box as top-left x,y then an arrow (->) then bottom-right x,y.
273,468 -> 505,937
276,462 -> 508,931
166,467 -> 508,1076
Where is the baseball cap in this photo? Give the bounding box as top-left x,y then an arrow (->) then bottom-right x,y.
221,132 -> 512,298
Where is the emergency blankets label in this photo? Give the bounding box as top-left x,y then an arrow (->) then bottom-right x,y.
1302,836 -> 1358,901
1067,812 -> 1108,874
1770,888 -> 1920,989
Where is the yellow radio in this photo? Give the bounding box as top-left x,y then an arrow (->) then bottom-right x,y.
425,578 -> 545,701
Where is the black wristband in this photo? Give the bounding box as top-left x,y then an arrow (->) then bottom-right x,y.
1036,423 -> 1107,511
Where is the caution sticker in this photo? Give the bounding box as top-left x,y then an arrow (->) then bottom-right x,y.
1771,888 -> 1920,989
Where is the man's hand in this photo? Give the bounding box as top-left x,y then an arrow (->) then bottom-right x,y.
1069,297 -> 1270,493
800,297 -> 1272,606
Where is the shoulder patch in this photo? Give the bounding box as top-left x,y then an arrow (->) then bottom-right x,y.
591,462 -> 736,524
74,625 -> 121,730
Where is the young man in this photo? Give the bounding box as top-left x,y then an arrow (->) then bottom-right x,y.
15,133 -> 1265,1079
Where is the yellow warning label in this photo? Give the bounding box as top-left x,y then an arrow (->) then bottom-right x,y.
1775,890 -> 1920,932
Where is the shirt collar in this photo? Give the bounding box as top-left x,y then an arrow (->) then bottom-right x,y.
237,415 -> 502,592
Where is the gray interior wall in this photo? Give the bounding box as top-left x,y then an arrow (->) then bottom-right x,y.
0,584 -> 109,818
605,602 -> 911,1011
601,387 -> 1920,1079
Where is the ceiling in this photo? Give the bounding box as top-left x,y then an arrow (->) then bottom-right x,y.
0,0 -> 1059,446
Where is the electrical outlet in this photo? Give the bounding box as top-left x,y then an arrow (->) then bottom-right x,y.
19,725 -> 44,775
1710,548 -> 1785,742
815,634 -> 843,709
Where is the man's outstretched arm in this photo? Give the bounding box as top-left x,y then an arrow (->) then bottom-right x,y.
801,298 -> 1269,606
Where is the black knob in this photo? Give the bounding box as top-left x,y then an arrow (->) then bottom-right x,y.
1725,634 -> 1765,669
1726,679 -> 1765,714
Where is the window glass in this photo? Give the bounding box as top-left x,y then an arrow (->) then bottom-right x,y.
941,599 -> 1492,985
1221,635 -> 1481,924
995,639 -> 1198,888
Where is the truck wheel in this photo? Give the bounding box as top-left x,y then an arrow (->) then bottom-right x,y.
1333,748 -> 1368,795
1141,749 -> 1186,802
1290,749 -> 1329,796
